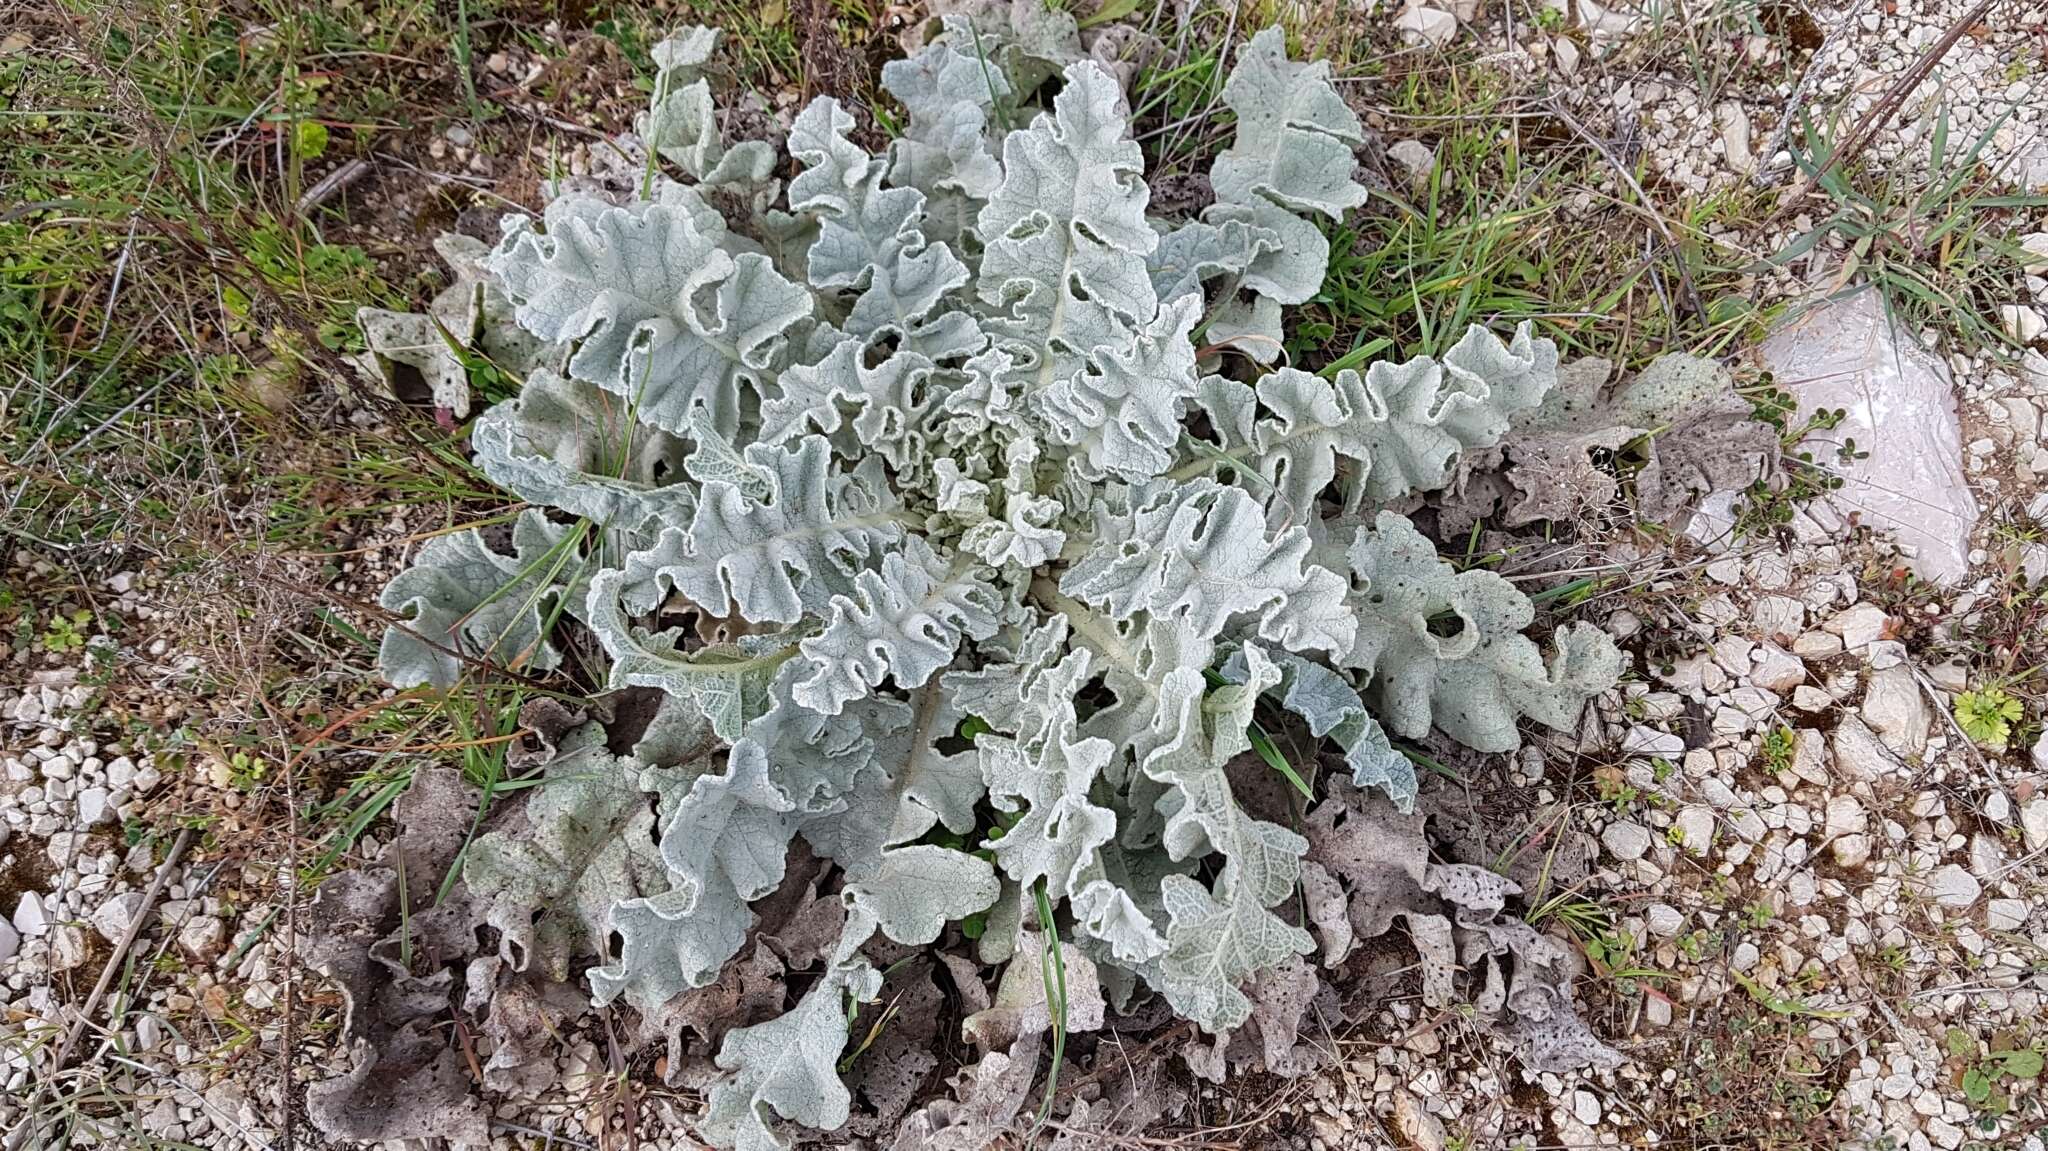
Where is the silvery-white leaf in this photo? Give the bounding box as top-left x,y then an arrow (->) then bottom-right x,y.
1036,294 -> 1203,482
464,723 -> 670,981
488,193 -> 811,438
1223,647 -> 1414,810
584,569 -> 798,742
879,39 -> 1008,247
794,537 -> 1002,715
1343,512 -> 1624,752
650,26 -> 718,75
981,649 -> 1117,901
1209,26 -> 1368,306
682,412 -> 773,503
1069,835 -> 1186,967
639,29 -> 772,187
929,2 -> 1082,103
470,369 -> 692,524
700,917 -> 881,1151
1203,292 -> 1285,365
1138,650 -> 1314,1032
641,75 -> 775,187
378,509 -> 579,688
1146,213 -> 1284,307
621,436 -> 905,624
843,844 -> 1000,946
789,97 -> 980,361
1060,478 -> 1354,656
590,740 -> 797,1011
760,338 -> 937,474
976,64 -> 1157,394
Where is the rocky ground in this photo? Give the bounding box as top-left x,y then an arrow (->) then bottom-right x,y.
6,0 -> 2048,1149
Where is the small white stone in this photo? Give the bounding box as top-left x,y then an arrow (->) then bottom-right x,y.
1753,596 -> 1807,642
1572,1089 -> 1602,1127
1825,603 -> 1891,650
1923,864 -> 1980,909
178,915 -> 227,962
1675,806 -> 1715,854
1731,941 -> 1760,971
1831,833 -> 1871,868
1387,139 -> 1436,188
1823,795 -> 1866,839
92,891 -> 148,943
51,924 -> 90,971
1716,102 -> 1753,172
1787,871 -> 1817,906
75,786 -> 113,827
1750,645 -> 1805,693
1646,903 -> 1684,937
1393,4 -> 1460,47
12,893 -> 49,938
1988,898 -> 2029,931
1552,35 -> 1581,77
1602,821 -> 1653,861
2021,233 -> 2048,275
2020,798 -> 2048,853
2004,304 -> 2048,345
1791,631 -> 1842,658
1791,685 -> 1833,711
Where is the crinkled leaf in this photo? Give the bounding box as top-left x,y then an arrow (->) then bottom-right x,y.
621,436 -> 904,624
976,64 -> 1157,395
590,739 -> 798,1011
1223,647 -> 1414,809
1342,512 -> 1624,752
1060,478 -> 1354,656
584,569 -> 798,742
844,844 -> 1000,946
1211,26 -> 1368,236
760,338 -> 938,475
981,649 -> 1118,900
470,369 -> 692,524
463,723 -> 675,981
1036,294 -> 1203,482
1172,27 -> 1365,321
378,509 -> 580,688
1222,322 -> 1557,520
1141,648 -> 1314,1032
789,98 -> 980,359
879,39 -> 1008,247
701,917 -> 882,1151
488,193 -> 811,438
794,537 -> 1003,715
638,28 -> 774,186
1147,214 -> 1284,308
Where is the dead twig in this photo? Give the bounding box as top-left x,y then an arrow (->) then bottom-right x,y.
294,156 -> 374,216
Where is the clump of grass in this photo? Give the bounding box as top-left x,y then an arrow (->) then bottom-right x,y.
1761,103 -> 2048,353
